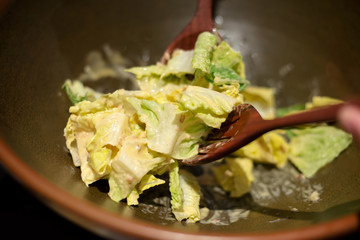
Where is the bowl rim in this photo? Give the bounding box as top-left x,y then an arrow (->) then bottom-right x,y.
0,137 -> 359,239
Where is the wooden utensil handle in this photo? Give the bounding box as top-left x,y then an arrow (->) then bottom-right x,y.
194,0 -> 213,22
264,99 -> 360,132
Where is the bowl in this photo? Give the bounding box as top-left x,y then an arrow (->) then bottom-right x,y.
1,0 -> 360,239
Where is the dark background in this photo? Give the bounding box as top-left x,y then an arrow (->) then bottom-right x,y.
0,164 -> 103,239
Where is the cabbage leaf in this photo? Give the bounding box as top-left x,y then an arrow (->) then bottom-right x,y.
169,161 -> 201,223
288,126 -> 352,177
212,157 -> 254,197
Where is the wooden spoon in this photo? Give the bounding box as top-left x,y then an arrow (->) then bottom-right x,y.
161,0 -> 219,63
182,101 -> 358,166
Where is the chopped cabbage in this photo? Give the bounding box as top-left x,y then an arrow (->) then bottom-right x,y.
192,32 -> 218,73
169,161 -> 182,210
166,49 -> 195,75
276,96 -> 342,117
62,80 -> 102,104
276,103 -> 305,117
64,66 -> 237,222
180,86 -> 240,128
243,86 -> 275,119
171,111 -> 210,159
233,130 -> 289,168
212,157 -> 254,197
127,174 -> 165,205
306,96 -> 343,109
170,162 -> 201,223
63,31 -> 353,224
212,41 -> 246,79
126,32 -> 247,101
288,126 -> 352,177
126,97 -> 183,155
108,138 -> 166,202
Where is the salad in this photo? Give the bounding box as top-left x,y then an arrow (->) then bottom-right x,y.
63,32 -> 352,223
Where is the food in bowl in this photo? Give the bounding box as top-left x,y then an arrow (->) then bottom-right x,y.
62,32 -> 352,223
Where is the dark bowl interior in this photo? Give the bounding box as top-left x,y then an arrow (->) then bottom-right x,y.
1,0 -> 360,239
